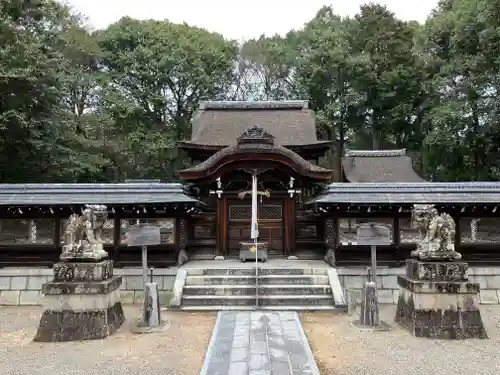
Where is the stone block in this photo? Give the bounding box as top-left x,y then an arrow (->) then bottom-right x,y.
469,267 -> 498,276
125,276 -> 143,290
0,277 -> 10,290
134,291 -> 145,304
406,259 -> 468,282
158,291 -> 173,305
381,275 -> 399,289
152,276 -> 163,289
395,275 -> 487,339
10,276 -> 28,290
228,361 -> 248,375
397,276 -> 480,294
34,301 -> 125,342
360,281 -> 380,326
485,276 -> 500,289
42,276 -> 122,295
344,276 -> 366,289
377,289 -> 394,304
34,274 -> 125,342
27,276 -> 50,290
20,291 -> 41,305
169,269 -> 187,308
393,290 -> 400,304
121,291 -> 135,304
143,282 -> 160,327
468,275 -> 487,289
53,260 -> 113,282
480,290 -> 499,304
0,291 -> 20,305
163,276 -> 175,290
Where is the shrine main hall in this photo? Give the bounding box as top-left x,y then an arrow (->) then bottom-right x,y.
2,100 -> 500,309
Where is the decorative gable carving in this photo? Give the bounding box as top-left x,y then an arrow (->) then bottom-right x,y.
237,125 -> 275,145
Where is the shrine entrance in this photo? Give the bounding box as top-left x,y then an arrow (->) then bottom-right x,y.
227,198 -> 284,258
178,123 -> 334,260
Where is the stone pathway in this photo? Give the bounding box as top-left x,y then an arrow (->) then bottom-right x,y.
199,311 -> 321,375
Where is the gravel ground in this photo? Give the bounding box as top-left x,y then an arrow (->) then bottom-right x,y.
301,305 -> 500,375
0,305 -> 216,375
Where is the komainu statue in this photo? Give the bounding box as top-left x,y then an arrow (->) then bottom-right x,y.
60,204 -> 109,261
410,204 -> 461,261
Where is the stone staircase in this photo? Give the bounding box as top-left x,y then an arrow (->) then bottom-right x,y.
176,266 -> 344,311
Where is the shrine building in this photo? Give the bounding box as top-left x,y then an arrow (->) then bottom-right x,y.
2,100 -> 500,308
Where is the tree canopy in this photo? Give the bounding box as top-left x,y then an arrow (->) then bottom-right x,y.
1,0 -> 500,182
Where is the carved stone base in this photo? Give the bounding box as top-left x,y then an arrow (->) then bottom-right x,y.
60,243 -> 108,262
411,248 -> 462,261
53,260 -> 113,282
34,264 -> 125,342
394,259 -> 487,339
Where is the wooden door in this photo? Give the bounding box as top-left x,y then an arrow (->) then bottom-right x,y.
226,200 -> 284,257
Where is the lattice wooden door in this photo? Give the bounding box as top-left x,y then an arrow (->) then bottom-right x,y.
227,201 -> 284,257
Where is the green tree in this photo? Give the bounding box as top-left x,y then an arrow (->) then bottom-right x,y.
0,0 -> 99,182
97,18 -> 238,179
424,0 -> 500,180
232,34 -> 299,100
295,7 -> 364,179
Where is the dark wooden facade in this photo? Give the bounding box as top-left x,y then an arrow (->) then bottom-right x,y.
3,102 -> 500,268
0,183 -> 201,267
309,182 -> 500,267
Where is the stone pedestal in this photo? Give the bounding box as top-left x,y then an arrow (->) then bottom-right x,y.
395,259 -> 487,339
34,260 -> 125,342
239,241 -> 268,262
360,281 -> 380,326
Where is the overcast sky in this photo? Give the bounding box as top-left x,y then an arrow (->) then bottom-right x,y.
63,0 -> 439,41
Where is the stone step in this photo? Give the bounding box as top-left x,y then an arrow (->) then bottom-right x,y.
181,294 -> 334,307
182,284 -> 332,296
177,305 -> 342,311
184,274 -> 330,286
186,268 -> 328,276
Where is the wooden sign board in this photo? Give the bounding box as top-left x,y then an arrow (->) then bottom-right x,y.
127,225 -> 161,247
357,223 -> 391,246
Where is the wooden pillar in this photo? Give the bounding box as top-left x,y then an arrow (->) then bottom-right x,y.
393,217 -> 400,245
333,216 -> 339,246
175,217 -> 181,250
215,198 -> 228,256
284,197 -> 296,257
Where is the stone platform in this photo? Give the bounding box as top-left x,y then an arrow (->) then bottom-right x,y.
395,259 -> 487,339
34,260 -> 125,342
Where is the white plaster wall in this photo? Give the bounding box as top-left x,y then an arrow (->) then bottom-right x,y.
0,267 -> 178,306
337,266 -> 500,305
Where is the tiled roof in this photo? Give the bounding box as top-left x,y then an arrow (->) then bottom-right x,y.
308,182 -> 500,205
342,149 -> 425,182
0,183 -> 201,206
189,100 -> 323,146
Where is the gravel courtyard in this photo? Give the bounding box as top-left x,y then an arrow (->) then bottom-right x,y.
2,304 -> 500,375
302,305 -> 500,375
0,305 -> 216,375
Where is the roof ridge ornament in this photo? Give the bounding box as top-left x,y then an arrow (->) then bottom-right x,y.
345,149 -> 407,157
237,125 -> 275,145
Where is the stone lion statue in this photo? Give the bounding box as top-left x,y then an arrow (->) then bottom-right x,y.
60,204 -> 109,261
410,204 -> 461,261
